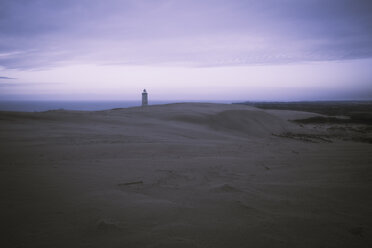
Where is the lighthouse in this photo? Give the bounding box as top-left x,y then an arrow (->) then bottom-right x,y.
142,89 -> 148,106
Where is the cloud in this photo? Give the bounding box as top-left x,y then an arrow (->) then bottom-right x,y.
0,76 -> 15,79
0,81 -> 60,87
0,0 -> 372,69
0,83 -> 17,87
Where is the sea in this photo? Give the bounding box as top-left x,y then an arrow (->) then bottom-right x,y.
0,100 -> 234,112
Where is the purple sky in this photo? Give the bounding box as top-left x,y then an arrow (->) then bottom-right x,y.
0,0 -> 372,101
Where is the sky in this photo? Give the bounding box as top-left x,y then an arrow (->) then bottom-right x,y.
0,0 -> 372,101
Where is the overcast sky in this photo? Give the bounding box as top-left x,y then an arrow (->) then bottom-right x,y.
1,0 -> 372,101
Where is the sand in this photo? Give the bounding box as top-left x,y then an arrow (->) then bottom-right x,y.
1,103 -> 371,248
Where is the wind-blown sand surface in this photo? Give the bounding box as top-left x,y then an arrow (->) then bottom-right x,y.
1,103 -> 371,248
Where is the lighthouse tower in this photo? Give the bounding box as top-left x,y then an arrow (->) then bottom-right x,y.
142,89 -> 148,106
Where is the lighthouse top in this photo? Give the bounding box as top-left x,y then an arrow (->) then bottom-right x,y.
142,89 -> 148,106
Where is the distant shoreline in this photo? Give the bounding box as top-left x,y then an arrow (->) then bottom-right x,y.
1,99 -> 371,112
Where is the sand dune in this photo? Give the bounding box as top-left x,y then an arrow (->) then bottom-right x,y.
1,103 -> 371,248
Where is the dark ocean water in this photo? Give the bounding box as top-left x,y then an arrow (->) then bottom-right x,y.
0,100 -> 164,112
0,100 -> 233,112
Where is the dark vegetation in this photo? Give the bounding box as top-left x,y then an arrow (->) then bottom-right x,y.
237,101 -> 372,125
293,116 -> 372,125
237,101 -> 372,143
272,132 -> 333,143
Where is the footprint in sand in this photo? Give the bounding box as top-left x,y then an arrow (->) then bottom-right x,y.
148,237 -> 201,248
210,183 -> 241,193
96,218 -> 122,233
